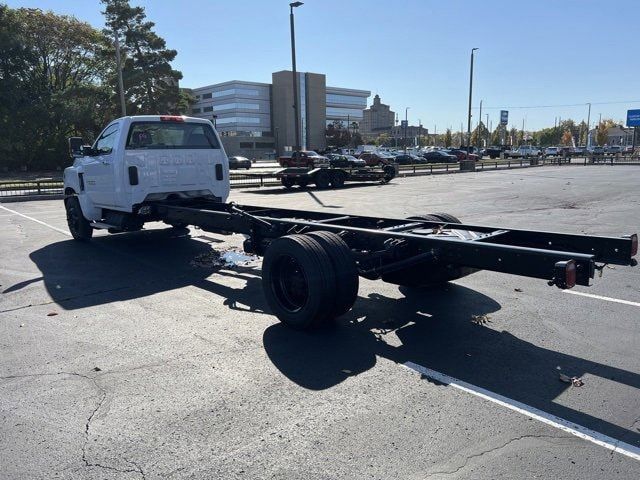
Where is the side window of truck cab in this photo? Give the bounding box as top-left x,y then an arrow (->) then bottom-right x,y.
94,123 -> 120,155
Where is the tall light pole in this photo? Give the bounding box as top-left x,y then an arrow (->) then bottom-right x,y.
477,99 -> 483,150
114,32 -> 126,117
289,2 -> 303,152
466,48 -> 478,157
403,107 -> 410,153
486,113 -> 489,147
586,103 -> 591,148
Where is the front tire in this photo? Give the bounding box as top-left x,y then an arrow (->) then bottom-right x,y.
65,196 -> 93,241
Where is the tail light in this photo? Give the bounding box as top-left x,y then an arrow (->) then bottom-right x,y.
160,115 -> 185,122
551,260 -> 576,289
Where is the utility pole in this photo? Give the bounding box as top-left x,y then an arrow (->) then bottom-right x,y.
403,107 -> 409,153
477,100 -> 483,150
289,2 -> 303,152
586,103 -> 591,148
486,113 -> 489,147
114,33 -> 126,117
466,48 -> 478,157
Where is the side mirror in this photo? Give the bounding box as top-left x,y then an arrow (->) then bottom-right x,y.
68,137 -> 84,158
82,145 -> 95,156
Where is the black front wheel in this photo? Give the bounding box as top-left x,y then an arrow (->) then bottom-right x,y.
65,196 -> 93,241
281,177 -> 295,189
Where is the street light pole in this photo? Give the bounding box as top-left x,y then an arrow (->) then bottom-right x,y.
403,107 -> 409,153
114,32 -> 126,117
466,48 -> 478,158
289,2 -> 303,152
586,103 -> 591,148
477,99 -> 482,150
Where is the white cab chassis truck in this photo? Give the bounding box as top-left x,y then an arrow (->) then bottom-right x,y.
63,116 -> 637,330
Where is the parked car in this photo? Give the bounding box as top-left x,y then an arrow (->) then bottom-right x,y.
588,146 -> 605,155
605,145 -> 623,155
484,145 -> 511,159
504,145 -> 539,158
228,156 -> 252,170
279,150 -> 329,168
325,153 -> 366,168
393,154 -> 425,165
544,147 -> 560,157
421,150 -> 458,163
446,149 -> 479,161
571,146 -> 585,156
623,145 -> 635,154
358,151 -> 394,166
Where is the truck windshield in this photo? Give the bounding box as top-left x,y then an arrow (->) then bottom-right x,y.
126,122 -> 220,149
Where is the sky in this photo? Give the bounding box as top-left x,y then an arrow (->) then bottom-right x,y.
6,0 -> 640,132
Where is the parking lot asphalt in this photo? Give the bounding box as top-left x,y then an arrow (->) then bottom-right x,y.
1,165 -> 639,479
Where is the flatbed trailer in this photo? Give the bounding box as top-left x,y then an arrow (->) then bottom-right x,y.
148,200 -> 638,330
275,164 -> 397,189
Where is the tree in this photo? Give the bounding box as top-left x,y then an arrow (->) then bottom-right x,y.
444,128 -> 452,147
561,130 -> 573,146
471,121 -> 489,147
596,119 -> 616,146
490,126 -> 503,145
102,0 -> 183,115
0,7 -> 109,170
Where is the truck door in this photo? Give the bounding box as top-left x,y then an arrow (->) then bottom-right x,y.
83,122 -> 119,208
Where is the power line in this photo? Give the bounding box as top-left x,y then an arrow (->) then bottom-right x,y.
474,100 -> 640,110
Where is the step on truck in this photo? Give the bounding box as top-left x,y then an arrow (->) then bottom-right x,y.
64,115 -> 638,330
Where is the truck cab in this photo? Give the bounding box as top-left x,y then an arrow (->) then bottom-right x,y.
278,150 -> 329,168
63,115 -> 229,238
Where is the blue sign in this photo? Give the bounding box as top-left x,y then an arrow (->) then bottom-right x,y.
500,110 -> 508,125
626,109 -> 640,127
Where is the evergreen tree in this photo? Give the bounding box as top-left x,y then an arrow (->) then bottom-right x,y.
102,0 -> 183,114
444,128 -> 452,147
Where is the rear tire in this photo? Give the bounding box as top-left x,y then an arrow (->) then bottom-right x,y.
262,234 -> 337,330
65,196 -> 93,241
314,171 -> 331,190
306,231 -> 359,317
281,177 -> 295,189
330,171 -> 346,188
430,212 -> 461,224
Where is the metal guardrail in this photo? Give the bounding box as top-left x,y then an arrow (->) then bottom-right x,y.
1,155 -> 639,199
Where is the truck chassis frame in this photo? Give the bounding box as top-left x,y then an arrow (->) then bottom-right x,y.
143,199 -> 637,329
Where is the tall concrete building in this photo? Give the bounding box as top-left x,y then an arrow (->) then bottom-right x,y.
361,94 -> 396,138
190,72 -> 370,158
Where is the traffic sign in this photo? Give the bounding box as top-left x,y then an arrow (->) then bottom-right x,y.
400,120 -> 408,128
626,109 -> 640,127
500,110 -> 508,125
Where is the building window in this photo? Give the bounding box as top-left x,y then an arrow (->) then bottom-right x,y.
326,107 -> 365,119
239,142 -> 253,149
213,88 -> 260,98
202,92 -> 212,99
213,103 -> 260,111
255,142 -> 275,149
216,116 -> 261,125
326,94 -> 368,107
203,106 -> 213,112
192,108 -> 201,114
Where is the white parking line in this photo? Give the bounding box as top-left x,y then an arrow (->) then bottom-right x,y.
403,361 -> 640,462
0,204 -> 70,236
564,290 -> 640,308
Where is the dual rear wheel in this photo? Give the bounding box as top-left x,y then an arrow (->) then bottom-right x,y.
261,232 -> 359,330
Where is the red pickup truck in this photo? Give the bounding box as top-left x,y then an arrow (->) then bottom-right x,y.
279,150 -> 329,168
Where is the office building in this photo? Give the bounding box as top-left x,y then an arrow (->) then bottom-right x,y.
360,94 -> 396,139
190,72 -> 370,158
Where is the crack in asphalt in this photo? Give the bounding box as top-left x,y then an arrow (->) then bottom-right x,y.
0,370 -> 144,478
424,434 -> 572,477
